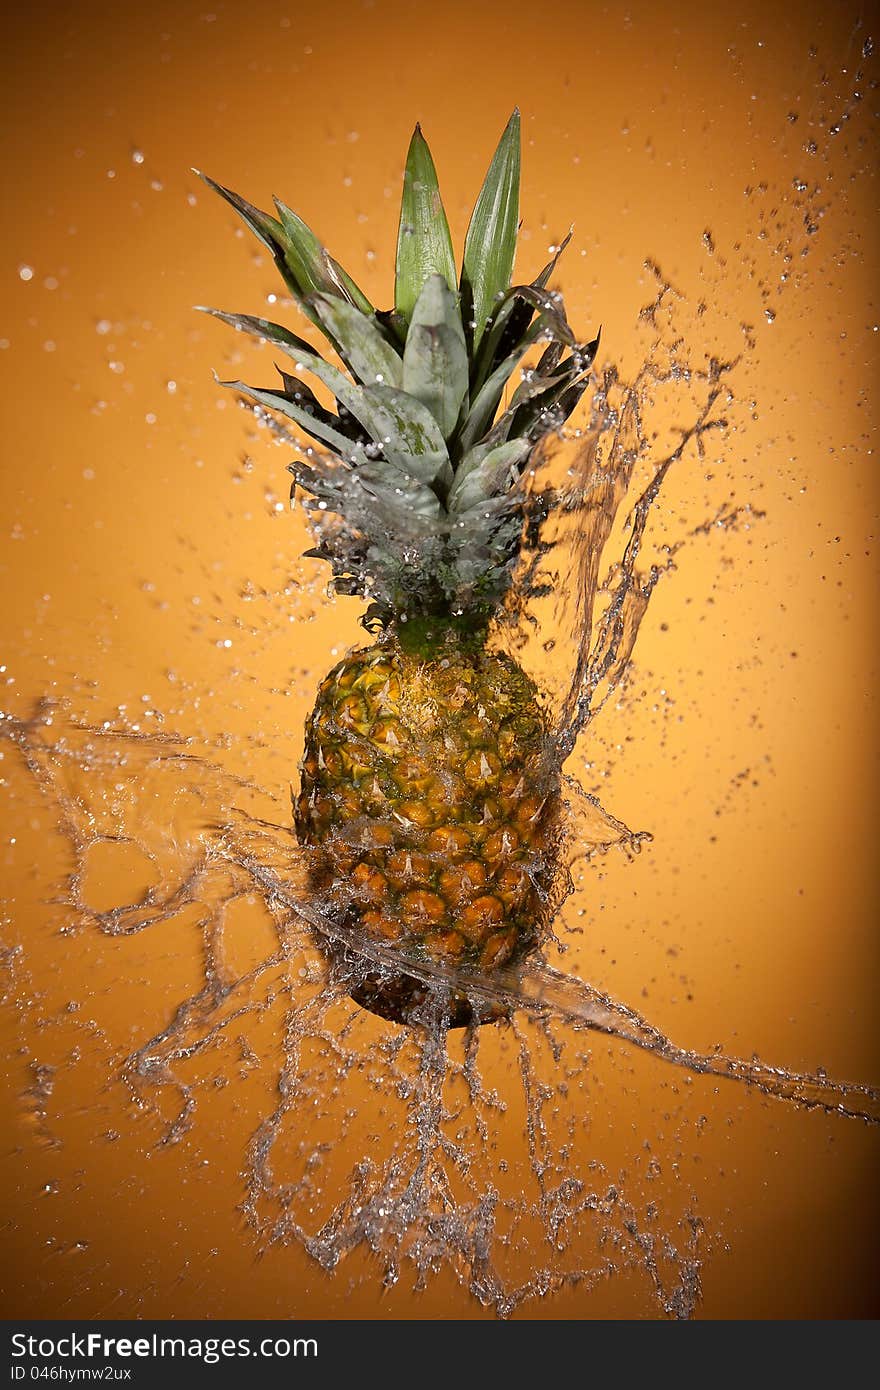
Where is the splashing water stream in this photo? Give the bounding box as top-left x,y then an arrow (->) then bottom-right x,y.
3,680 -> 877,1317
2,235 -> 878,1312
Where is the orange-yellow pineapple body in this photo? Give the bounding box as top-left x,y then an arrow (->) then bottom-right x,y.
295,632 -> 561,1025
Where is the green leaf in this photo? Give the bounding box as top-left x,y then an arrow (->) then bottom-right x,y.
506,365 -> 591,442
277,371 -> 366,442
217,377 -> 369,461
447,439 -> 531,513
274,198 -> 373,315
460,110 -> 521,353
196,307 -> 357,406
457,282 -> 588,453
356,461 -> 444,521
195,171 -> 305,302
509,363 -> 579,410
375,307 -> 409,346
456,322 -> 543,455
195,170 -> 284,254
224,379 -> 443,528
200,308 -> 452,492
325,257 -> 375,317
504,330 -> 600,438
447,496 -> 523,595
402,275 -> 468,439
395,125 -> 457,325
197,172 -> 373,329
360,383 -> 454,493
471,230 -> 572,393
504,284 -> 576,347
291,457 -> 443,526
311,294 -> 404,389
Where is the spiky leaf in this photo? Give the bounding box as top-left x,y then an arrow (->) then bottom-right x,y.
198,173 -> 373,330
471,230 -> 573,393
200,119 -> 601,627
278,371 -> 366,442
195,171 -> 285,257
291,457 -> 443,526
505,330 -> 600,437
507,368 -> 591,443
456,326 -> 542,455
395,126 -> 457,327
447,438 -> 531,513
197,307 -> 359,407
274,198 -> 373,315
461,110 -> 520,353
196,171 -> 312,312
311,295 -> 404,389
218,377 -> 369,462
359,383 -> 453,493
201,307 -> 452,491
402,275 -> 468,439
325,258 -> 375,315
456,284 -> 586,453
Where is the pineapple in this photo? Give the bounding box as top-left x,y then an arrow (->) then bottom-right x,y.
200,111 -> 598,1026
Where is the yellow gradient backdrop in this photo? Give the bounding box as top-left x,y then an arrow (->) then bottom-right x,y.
0,0 -> 877,1319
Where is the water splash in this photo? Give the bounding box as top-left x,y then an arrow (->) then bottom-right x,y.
1,502 -> 877,1317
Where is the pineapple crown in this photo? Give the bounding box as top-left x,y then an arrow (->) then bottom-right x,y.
198,110 -> 598,630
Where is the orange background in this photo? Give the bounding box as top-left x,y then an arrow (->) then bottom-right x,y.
0,0 -> 877,1319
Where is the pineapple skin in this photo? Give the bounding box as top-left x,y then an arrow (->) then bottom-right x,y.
295,631 -> 561,1026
